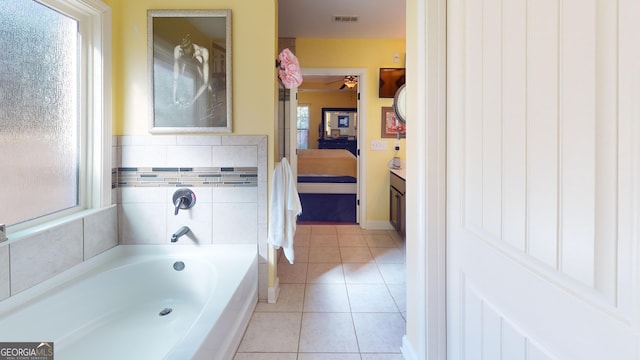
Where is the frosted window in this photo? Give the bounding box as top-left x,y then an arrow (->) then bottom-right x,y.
0,0 -> 79,226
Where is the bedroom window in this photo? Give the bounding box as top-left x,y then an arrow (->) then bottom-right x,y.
0,0 -> 110,228
297,104 -> 310,149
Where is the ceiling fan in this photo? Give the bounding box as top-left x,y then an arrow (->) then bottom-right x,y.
328,75 -> 358,90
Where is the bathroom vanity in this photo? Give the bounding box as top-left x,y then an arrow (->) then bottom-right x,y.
389,169 -> 406,237
389,84 -> 407,237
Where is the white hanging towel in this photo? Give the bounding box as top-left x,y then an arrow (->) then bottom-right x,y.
268,157 -> 302,264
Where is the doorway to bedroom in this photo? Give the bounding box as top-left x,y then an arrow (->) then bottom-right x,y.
294,69 -> 365,225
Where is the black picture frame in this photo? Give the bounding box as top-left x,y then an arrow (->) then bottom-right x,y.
338,115 -> 349,128
321,107 -> 357,139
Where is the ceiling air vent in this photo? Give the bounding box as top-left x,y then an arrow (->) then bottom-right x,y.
332,15 -> 359,23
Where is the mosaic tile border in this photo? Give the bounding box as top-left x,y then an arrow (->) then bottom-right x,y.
114,167 -> 258,188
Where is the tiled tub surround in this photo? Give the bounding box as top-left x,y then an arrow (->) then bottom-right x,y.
117,167 -> 258,188
0,135 -> 268,303
114,135 -> 268,299
0,205 -> 118,302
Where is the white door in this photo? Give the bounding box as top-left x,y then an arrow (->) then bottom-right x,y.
446,1 -> 640,359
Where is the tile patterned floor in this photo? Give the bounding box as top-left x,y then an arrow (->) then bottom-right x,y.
234,224 -> 406,360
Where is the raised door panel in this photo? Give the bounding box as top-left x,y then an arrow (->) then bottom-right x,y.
447,0 -> 640,358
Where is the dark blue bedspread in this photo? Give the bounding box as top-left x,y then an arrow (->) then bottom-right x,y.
297,176 -> 356,183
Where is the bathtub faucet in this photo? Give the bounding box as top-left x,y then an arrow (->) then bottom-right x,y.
171,226 -> 191,243
172,189 -> 196,215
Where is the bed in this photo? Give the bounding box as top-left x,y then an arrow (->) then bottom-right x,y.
296,149 -> 357,223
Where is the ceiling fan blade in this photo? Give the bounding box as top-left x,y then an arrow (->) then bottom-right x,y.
339,83 -> 347,90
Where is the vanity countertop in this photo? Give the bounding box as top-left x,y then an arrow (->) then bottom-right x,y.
390,167 -> 406,180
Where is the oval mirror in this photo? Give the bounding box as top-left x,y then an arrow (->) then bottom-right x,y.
393,84 -> 407,124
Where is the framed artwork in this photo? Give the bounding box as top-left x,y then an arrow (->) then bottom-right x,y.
337,115 -> 349,128
379,68 -> 406,98
381,106 -> 406,138
148,9 -> 232,133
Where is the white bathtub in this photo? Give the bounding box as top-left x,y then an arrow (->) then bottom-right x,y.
0,244 -> 258,360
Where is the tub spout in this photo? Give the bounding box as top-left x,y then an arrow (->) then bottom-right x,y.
171,226 -> 191,243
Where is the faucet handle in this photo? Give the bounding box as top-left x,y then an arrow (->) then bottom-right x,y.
172,188 -> 196,215
174,196 -> 186,215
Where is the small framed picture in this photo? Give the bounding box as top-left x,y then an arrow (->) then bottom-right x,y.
338,115 -> 349,128
331,129 -> 341,138
381,106 -> 405,138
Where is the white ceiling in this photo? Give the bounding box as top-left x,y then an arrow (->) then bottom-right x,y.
278,0 -> 406,39
279,0 -> 406,88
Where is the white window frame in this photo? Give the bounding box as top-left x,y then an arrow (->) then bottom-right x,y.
8,0 -> 111,232
297,103 -> 310,149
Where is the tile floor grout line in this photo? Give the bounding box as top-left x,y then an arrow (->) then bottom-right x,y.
235,223 -> 405,359
296,281 -> 307,355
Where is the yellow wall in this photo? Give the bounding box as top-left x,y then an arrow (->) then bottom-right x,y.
295,38 -> 406,223
105,0 -> 277,141
105,0 -> 280,289
104,0 -> 403,224
298,91 -> 357,148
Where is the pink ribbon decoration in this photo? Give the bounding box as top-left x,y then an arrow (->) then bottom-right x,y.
277,48 -> 303,89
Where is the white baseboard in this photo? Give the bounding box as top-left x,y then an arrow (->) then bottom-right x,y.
267,277 -> 280,303
401,335 -> 417,360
